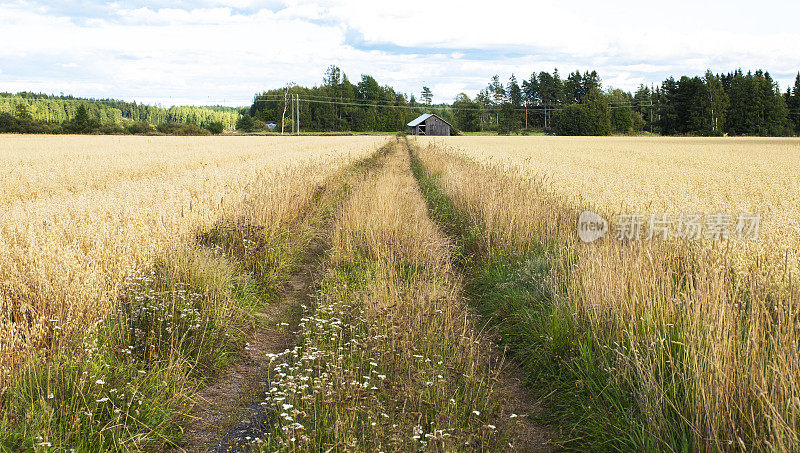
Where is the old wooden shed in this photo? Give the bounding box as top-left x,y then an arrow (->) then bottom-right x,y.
407,113 -> 451,136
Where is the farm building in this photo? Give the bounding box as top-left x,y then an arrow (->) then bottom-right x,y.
407,113 -> 451,136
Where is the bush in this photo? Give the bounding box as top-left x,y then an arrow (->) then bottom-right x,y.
63,104 -> 102,134
155,123 -> 210,135
551,105 -> 595,135
175,124 -> 210,136
235,115 -> 255,132
611,107 -> 634,134
0,113 -> 63,134
125,121 -> 153,135
98,123 -> 126,135
205,121 -> 224,135
252,120 -> 267,131
0,113 -> 24,133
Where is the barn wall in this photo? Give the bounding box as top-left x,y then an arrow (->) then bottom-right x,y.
423,116 -> 450,136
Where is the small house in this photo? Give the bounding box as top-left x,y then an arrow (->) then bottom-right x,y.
407,113 -> 451,136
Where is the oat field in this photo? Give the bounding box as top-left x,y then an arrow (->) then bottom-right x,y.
2,135 -> 799,451
0,135 -> 382,388
414,135 -> 800,450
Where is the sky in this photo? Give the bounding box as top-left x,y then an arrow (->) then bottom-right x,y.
1,0 -> 799,106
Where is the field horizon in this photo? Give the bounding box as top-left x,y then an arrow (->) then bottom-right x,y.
0,134 -> 798,451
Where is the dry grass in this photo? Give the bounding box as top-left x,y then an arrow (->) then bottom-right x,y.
414,136 -> 800,450
258,142 -> 516,451
418,136 -> 800,266
0,135 -> 386,391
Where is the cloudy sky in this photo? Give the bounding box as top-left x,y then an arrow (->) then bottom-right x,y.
1,0 -> 798,106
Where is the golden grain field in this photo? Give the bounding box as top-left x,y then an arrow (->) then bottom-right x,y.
0,135 -> 385,390
413,135 -> 800,450
4,134 -> 800,451
418,135 -> 800,246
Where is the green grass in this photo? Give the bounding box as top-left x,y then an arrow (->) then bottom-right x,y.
0,143 -> 395,452
0,249 -> 257,451
409,142 -> 655,451
457,131 -> 550,136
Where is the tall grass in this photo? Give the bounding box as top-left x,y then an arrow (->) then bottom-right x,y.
0,135 -> 387,449
0,135 -> 385,391
254,142 -> 519,451
412,138 -> 800,451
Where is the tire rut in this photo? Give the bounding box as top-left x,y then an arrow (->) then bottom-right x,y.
404,138 -> 556,452
181,144 -> 391,452
182,230 -> 328,452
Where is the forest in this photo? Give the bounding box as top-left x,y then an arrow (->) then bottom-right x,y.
0,92 -> 241,135
1,67 -> 798,136
248,66 -> 800,136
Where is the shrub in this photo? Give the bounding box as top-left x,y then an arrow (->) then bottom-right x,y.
252,119 -> 267,131
125,121 -> 153,135
155,123 -> 210,136
63,104 -> 102,134
172,124 -> 210,136
611,107 -> 634,134
551,105 -> 594,135
235,115 -> 255,132
205,121 -> 224,135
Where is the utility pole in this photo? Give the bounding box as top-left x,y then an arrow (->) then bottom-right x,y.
650,85 -> 654,134
281,88 -> 288,135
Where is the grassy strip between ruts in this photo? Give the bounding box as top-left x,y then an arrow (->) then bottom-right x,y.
250,140 -> 518,451
0,142 -> 393,452
408,139 -> 654,451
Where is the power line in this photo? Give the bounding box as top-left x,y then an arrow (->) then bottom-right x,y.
5,93 -> 800,118
252,94 -> 658,113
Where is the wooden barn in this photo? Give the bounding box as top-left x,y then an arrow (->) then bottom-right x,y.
407,113 -> 451,136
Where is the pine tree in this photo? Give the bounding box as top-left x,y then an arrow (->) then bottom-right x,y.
788,73 -> 800,134
585,87 -> 611,135
704,71 -> 728,135
521,74 -> 540,128
453,93 -> 480,132
564,71 -> 584,104
507,75 -> 522,107
421,86 -> 433,106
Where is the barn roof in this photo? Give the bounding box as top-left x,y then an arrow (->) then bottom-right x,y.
407,113 -> 451,127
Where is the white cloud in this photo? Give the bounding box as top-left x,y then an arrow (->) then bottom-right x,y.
0,0 -> 798,105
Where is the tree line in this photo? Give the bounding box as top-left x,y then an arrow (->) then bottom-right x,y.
451,69 -> 799,136
245,66 -> 453,133
245,66 -> 800,136
2,67 -> 798,136
0,92 -> 241,135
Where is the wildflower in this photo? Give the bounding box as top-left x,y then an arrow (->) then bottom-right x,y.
472,410 -> 480,416
509,413 -> 518,419
95,379 -> 105,385
96,397 -> 110,403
